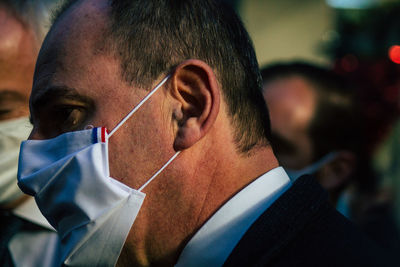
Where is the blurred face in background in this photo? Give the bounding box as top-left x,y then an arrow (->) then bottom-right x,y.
0,6 -> 38,208
263,76 -> 317,170
0,6 -> 37,121
264,74 -> 356,202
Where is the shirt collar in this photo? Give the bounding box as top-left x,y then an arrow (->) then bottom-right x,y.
175,167 -> 291,267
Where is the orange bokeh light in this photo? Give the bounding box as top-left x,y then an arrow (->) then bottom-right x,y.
389,45 -> 400,64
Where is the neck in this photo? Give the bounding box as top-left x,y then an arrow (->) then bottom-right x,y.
117,114 -> 279,266
194,142 -> 279,226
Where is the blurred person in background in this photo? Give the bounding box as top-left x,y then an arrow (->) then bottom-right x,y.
261,61 -> 400,259
0,0 -> 61,266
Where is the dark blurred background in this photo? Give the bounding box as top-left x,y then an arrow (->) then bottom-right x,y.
224,0 -> 400,232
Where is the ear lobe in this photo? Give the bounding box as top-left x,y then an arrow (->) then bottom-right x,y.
171,59 -> 220,150
317,151 -> 356,190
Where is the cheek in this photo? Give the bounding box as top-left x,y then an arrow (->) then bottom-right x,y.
107,134 -> 143,188
106,119 -> 173,190
103,93 -> 176,189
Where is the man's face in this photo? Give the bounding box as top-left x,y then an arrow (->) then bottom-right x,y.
29,0 -> 205,262
0,7 -> 37,121
29,0 -> 173,186
263,76 -> 316,170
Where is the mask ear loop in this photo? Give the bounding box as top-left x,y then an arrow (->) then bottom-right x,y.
138,151 -> 181,192
106,74 -> 180,191
108,75 -> 171,138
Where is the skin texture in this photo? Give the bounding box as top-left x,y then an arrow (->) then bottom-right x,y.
29,0 -> 279,266
0,7 -> 38,121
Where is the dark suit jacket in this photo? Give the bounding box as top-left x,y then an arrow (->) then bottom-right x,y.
224,175 -> 395,267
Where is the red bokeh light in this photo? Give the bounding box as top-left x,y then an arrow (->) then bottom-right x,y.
389,45 -> 400,64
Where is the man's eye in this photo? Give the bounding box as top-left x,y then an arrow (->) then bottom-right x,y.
0,97 -> 27,121
32,104 -> 92,139
0,108 -> 11,117
53,106 -> 87,131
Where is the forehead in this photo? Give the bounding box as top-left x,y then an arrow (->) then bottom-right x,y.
35,0 -> 109,71
0,7 -> 37,97
0,8 -> 27,54
32,0 -> 118,100
30,0 -> 142,131
263,76 -> 317,168
263,76 -> 316,133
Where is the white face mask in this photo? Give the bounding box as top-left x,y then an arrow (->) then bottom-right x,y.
0,117 -> 32,205
285,152 -> 337,181
17,75 -> 179,266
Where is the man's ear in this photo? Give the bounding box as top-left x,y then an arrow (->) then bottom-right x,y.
171,59 -> 220,150
317,151 -> 356,191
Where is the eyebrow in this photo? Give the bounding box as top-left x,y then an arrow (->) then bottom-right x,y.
0,90 -> 26,101
30,86 -> 95,121
31,86 -> 94,108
